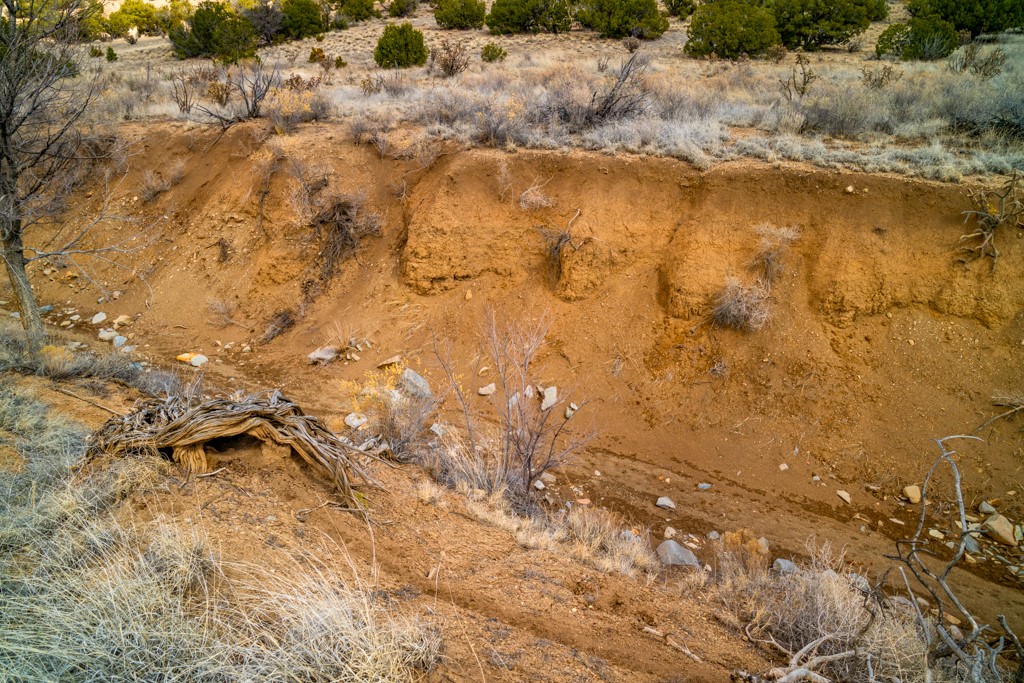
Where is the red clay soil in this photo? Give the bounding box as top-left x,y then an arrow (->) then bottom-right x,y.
8,120 -> 1024,680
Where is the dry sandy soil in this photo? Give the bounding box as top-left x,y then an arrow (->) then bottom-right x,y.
3,110 -> 1023,679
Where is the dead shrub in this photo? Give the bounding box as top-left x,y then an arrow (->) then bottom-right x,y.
432,309 -> 593,507
750,224 -> 800,287
139,170 -> 171,203
712,278 -> 770,332
310,193 -> 382,283
539,209 -> 581,282
430,39 -> 470,78
261,309 -> 295,343
518,178 -> 554,210
719,541 -> 931,683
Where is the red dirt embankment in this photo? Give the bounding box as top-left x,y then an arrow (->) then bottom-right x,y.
13,121 -> 1024,679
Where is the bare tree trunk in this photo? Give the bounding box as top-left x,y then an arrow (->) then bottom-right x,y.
1,227 -> 45,353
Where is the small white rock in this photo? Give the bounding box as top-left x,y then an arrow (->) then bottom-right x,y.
91,312 -> 107,324
779,463 -> 789,472
344,413 -> 368,429
837,490 -> 852,504
189,354 -> 208,367
541,386 -> 557,411
656,496 -> 676,510
478,383 -> 496,396
664,526 -> 677,539
533,480 -> 546,491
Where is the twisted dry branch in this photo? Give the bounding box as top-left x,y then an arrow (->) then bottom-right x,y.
88,389 -> 382,509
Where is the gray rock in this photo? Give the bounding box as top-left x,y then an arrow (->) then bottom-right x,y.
533,480 -> 546,491
540,472 -> 557,483
664,526 -> 677,539
656,496 -> 676,510
621,530 -> 641,543
657,540 -> 700,568
98,328 -> 117,341
38,305 -> 53,313
478,383 -> 496,396
773,558 -> 799,575
707,531 -> 721,541
344,413 -> 368,429
984,514 -> 1017,546
980,501 -> 997,515
541,386 -> 557,411
189,354 -> 208,367
964,533 -> 981,555
400,368 -> 432,400
119,345 -> 135,354
113,335 -> 127,348
429,423 -> 445,437
91,312 -> 107,324
756,537 -> 770,555
308,346 -> 339,364
697,482 -> 712,491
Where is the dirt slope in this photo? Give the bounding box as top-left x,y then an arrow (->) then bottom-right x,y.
9,120 -> 1024,679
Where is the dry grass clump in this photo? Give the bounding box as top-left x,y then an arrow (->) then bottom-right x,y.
0,383 -> 442,681
712,277 -> 771,332
465,490 -> 658,577
0,329 -> 180,397
713,540 -> 933,683
343,364 -> 438,462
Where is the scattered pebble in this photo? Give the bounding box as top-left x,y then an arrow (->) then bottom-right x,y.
778,463 -> 789,472
664,526 -> 677,539
91,312 -> 107,324
656,496 -> 676,510
837,490 -> 852,504
697,482 -> 712,491
478,383 -> 496,396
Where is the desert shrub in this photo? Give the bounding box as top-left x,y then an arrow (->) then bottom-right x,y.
388,0 -> 418,17
105,46 -> 118,62
876,16 -> 957,60
281,0 -> 328,38
863,0 -> 888,21
89,45 -> 104,58
434,0 -> 487,28
431,38 -> 470,76
684,0 -> 780,59
481,41 -> 507,61
948,42 -> 1007,79
712,277 -> 770,331
664,0 -> 695,18
309,46 -> 326,62
76,0 -> 109,41
106,0 -> 160,37
168,1 -> 257,64
767,0 -> 876,50
907,0 -> 1024,38
243,0 -> 286,43
155,0 -> 194,34
374,22 -> 428,67
576,0 -> 669,39
337,0 -> 382,21
486,0 -> 573,34
309,193 -> 382,281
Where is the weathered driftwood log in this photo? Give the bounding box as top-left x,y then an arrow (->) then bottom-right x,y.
89,389 -> 380,507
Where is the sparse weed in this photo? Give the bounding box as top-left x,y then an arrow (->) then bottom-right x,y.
712,278 -> 770,332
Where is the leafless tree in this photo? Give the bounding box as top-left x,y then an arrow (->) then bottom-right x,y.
888,436 -> 1024,683
433,308 -> 593,503
0,0 -> 108,352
